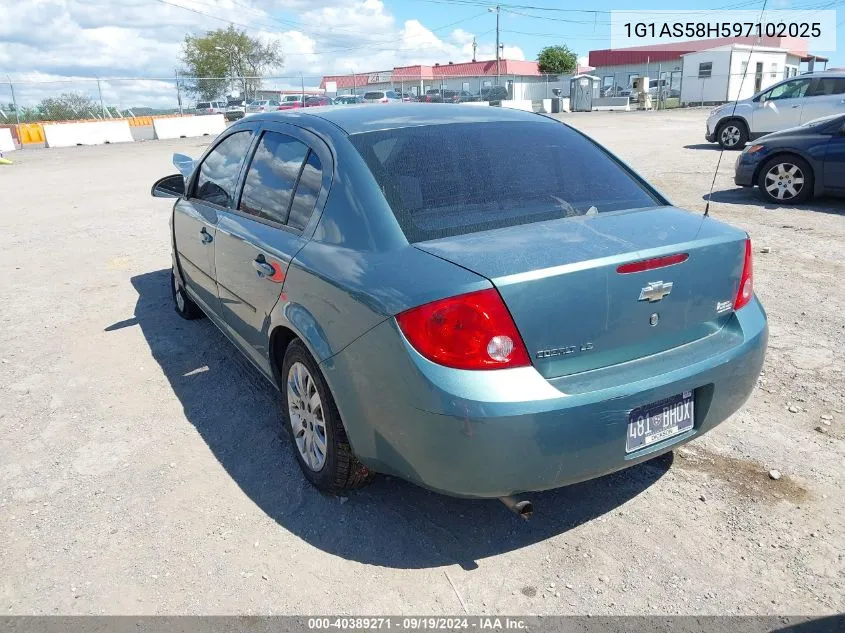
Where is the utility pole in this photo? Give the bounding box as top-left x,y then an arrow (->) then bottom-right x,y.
490,5 -> 500,84
472,37 -> 477,63
352,71 -> 357,95
300,72 -> 305,97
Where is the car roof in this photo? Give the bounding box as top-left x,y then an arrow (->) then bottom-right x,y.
258,103 -> 550,134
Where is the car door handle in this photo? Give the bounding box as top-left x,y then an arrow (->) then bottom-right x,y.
791,104 -> 801,108
252,258 -> 275,278
200,228 -> 213,244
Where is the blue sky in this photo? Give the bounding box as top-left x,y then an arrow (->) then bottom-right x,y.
377,0 -> 843,67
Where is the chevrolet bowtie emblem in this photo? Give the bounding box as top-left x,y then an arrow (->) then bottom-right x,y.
639,281 -> 673,302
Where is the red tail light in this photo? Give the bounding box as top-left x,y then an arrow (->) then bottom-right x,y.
734,238 -> 754,311
380,98 -> 388,103
396,289 -> 530,370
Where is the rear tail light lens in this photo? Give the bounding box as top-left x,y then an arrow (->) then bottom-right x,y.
734,238 -> 754,311
396,288 -> 530,370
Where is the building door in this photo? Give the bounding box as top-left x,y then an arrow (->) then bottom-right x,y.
754,62 -> 764,93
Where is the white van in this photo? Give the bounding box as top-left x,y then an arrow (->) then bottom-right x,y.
706,71 -> 845,149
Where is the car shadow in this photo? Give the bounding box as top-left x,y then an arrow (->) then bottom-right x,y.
683,143 -> 724,151
115,269 -> 672,570
704,188 -> 845,215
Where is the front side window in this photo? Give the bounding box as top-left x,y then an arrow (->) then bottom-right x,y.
193,131 -> 253,207
767,78 -> 810,101
350,121 -> 660,243
364,92 -> 384,100
239,131 -> 309,225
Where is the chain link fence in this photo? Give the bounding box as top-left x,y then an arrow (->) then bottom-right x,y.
1,67 -> 799,124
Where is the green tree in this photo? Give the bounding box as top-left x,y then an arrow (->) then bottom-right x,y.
37,92 -> 96,121
181,25 -> 283,101
537,45 -> 578,75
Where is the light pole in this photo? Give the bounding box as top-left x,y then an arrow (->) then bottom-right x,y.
488,5 -> 500,84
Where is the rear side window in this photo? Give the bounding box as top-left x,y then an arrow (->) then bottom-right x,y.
364,92 -> 384,99
197,102 -> 210,109
239,131 -> 309,225
288,151 -> 322,231
808,77 -> 845,97
194,131 -> 253,207
349,121 -> 660,242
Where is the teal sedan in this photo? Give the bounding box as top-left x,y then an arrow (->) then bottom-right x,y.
151,104 -> 767,512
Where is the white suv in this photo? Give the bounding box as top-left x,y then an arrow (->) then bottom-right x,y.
706,71 -> 845,149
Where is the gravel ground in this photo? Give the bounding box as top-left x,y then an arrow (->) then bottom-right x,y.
0,108 -> 842,615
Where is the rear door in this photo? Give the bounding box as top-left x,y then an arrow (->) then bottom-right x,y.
214,122 -> 331,361
800,76 -> 845,123
174,127 -> 255,315
752,78 -> 811,134
824,120 -> 845,191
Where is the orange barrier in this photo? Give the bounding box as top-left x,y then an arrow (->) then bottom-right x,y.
16,123 -> 45,144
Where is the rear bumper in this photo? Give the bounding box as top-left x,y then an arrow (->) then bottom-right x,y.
323,299 -> 768,498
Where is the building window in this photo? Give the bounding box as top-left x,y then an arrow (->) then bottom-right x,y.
698,62 -> 712,78
770,62 -> 778,78
628,73 -> 639,86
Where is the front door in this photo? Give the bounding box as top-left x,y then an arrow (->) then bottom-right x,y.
214,123 -> 331,366
174,129 -> 254,315
823,122 -> 845,192
800,76 -> 845,123
752,77 -> 811,135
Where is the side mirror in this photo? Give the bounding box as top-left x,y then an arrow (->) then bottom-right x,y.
151,174 -> 185,198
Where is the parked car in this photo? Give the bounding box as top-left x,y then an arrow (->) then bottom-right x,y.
225,99 -> 246,121
304,96 -> 333,107
420,89 -> 444,103
734,112 -> 845,204
449,90 -> 476,103
279,94 -> 308,110
151,104 -> 767,505
363,90 -> 402,103
246,100 -> 281,114
706,71 -> 845,150
334,95 -> 364,105
480,85 -> 509,104
195,101 -> 225,115
400,92 -> 413,102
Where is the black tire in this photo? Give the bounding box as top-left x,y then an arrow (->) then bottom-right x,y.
716,120 -> 748,150
171,269 -> 204,320
757,154 -> 814,205
281,339 -> 374,493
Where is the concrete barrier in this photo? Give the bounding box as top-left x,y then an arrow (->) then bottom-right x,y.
153,114 -> 225,140
540,98 -> 571,113
0,127 -> 15,152
44,120 -> 133,147
500,100 -> 533,112
591,97 -> 631,112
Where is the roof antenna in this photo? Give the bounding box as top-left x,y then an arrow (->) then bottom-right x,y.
704,0 -> 769,217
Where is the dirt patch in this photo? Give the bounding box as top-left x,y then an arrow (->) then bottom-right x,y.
674,445 -> 809,504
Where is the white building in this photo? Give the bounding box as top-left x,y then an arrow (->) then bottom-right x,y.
680,44 -> 804,105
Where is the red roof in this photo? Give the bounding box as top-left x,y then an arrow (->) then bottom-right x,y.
320,58 -> 586,89
589,36 -> 810,67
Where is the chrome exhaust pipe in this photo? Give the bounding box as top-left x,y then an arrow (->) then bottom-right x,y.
499,495 -> 533,519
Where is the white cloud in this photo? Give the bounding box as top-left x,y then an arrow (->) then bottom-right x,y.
1,0 -> 517,108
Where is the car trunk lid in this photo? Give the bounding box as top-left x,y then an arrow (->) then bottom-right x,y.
414,206 -> 748,379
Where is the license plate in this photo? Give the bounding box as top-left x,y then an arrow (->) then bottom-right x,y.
626,391 -> 694,453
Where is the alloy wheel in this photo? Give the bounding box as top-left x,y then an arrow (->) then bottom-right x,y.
764,162 -> 804,201
720,125 -> 741,147
287,361 -> 328,472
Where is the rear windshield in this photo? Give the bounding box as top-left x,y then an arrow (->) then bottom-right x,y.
364,92 -> 384,99
349,121 -> 660,242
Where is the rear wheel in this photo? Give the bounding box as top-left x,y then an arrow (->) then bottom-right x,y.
171,269 -> 203,320
757,155 -> 813,204
716,120 -> 748,150
281,340 -> 374,493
